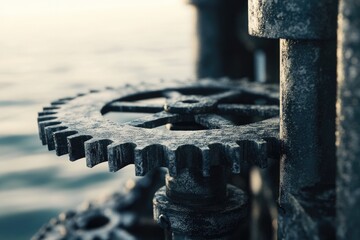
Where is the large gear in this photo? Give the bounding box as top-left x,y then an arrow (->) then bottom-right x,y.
37,79 -> 279,177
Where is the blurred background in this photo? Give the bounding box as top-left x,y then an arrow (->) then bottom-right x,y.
0,1 -> 193,239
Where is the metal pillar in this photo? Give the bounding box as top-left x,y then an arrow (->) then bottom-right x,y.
190,0 -> 253,79
248,0 -> 338,239
337,0 -> 360,239
279,39 -> 336,196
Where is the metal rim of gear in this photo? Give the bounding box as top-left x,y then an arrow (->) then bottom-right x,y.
37,79 -> 280,177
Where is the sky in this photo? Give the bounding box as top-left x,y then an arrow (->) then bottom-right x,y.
0,0 -> 181,17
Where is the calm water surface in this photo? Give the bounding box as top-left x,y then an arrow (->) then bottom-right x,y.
0,1 -> 193,239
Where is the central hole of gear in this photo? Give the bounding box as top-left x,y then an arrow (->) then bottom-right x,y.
82,215 -> 110,230
181,100 -> 199,104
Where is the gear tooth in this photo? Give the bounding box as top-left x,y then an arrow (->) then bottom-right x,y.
38,111 -> 57,117
207,143 -> 243,174
38,120 -> 61,144
207,143 -> 223,165
263,137 -> 280,159
58,97 -> 74,101
67,134 -> 92,161
240,139 -> 268,168
200,146 -> 211,177
37,116 -> 57,123
53,130 -> 78,156
175,145 -> 204,173
134,147 -> 144,176
51,100 -> 66,106
43,106 -> 59,111
107,142 -> 136,172
164,147 -> 177,176
224,143 -> 243,174
89,89 -> 100,93
136,144 -> 168,176
85,139 -> 113,168
45,125 -> 67,150
251,139 -> 268,168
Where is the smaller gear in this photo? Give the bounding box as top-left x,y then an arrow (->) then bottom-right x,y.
32,170 -> 166,240
38,79 -> 279,177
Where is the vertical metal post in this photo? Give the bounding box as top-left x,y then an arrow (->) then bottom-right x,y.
278,39 -> 337,239
248,0 -> 338,238
337,0 -> 360,239
279,39 -> 337,196
189,0 -> 253,79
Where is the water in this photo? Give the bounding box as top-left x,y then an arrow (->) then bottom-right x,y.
0,1 -> 193,239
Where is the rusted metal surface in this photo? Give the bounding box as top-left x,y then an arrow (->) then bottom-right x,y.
37,79 -> 279,177
337,0 -> 360,239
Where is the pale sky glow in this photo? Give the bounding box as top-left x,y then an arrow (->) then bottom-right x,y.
0,1 -> 193,238
0,0 -> 179,17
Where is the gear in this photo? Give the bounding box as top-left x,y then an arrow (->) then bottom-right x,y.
32,170 -> 166,240
37,79 -> 279,177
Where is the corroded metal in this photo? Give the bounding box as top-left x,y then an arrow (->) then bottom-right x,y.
279,39 -> 336,239
337,1 -> 360,239
153,184 -> 248,239
248,0 -> 337,239
37,79 -> 279,177
249,0 -> 338,39
37,79 -> 280,239
280,39 -> 336,195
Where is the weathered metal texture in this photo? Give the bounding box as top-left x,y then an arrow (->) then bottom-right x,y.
248,1 -> 338,239
248,0 -> 338,39
279,39 -> 337,240
164,168 -> 226,205
278,184 -> 336,240
32,170 -> 166,240
190,0 -> 253,79
337,0 -> 360,239
37,79 -> 280,177
153,184 -> 248,239
280,39 -> 337,194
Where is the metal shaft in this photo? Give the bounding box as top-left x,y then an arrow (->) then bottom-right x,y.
248,0 -> 338,238
153,168 -> 248,239
190,0 -> 253,79
279,39 -> 337,197
337,0 -> 360,239
279,39 -> 337,239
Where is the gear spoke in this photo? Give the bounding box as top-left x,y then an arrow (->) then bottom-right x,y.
208,90 -> 242,102
126,111 -> 182,128
194,114 -> 234,129
217,104 -> 279,118
162,90 -> 184,99
106,101 -> 164,113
